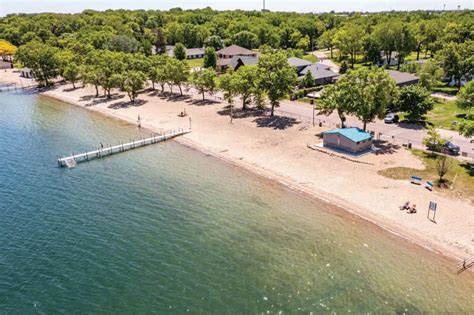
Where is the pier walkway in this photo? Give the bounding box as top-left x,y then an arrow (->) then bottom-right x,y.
58,128 -> 190,168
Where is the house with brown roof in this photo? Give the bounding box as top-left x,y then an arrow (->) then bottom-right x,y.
216,45 -> 258,71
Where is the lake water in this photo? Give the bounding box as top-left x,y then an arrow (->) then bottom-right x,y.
0,92 -> 473,314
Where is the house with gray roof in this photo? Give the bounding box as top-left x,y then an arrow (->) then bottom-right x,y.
300,63 -> 339,85
387,70 -> 419,87
229,56 -> 259,71
166,46 -> 205,59
287,57 -> 312,75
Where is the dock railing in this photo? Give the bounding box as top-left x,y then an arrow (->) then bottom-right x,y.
57,128 -> 190,167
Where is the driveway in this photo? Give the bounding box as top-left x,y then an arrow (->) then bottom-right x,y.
312,50 -> 340,73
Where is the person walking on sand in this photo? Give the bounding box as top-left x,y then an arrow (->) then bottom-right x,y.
137,115 -> 141,129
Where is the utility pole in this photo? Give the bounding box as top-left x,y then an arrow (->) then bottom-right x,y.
263,0 -> 265,11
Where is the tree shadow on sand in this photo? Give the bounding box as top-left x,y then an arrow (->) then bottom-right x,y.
217,106 -> 266,119
372,140 -> 401,155
254,115 -> 300,130
186,98 -> 221,106
158,92 -> 191,103
108,99 -> 148,109
83,94 -> 125,107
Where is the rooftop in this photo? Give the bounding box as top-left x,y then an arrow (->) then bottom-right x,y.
387,70 -> 419,85
287,57 -> 312,68
300,63 -> 338,79
229,55 -> 259,69
217,45 -> 256,56
325,127 -> 372,143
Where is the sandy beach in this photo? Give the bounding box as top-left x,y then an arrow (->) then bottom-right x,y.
1,69 -> 473,263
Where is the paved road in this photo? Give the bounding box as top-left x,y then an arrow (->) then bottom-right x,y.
278,100 -> 474,160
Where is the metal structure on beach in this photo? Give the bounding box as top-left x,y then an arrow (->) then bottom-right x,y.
57,129 -> 191,168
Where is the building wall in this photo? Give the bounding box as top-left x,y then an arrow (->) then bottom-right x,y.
323,133 -> 372,153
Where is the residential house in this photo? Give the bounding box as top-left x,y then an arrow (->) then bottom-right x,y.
287,57 -> 312,75
216,45 -> 258,71
299,63 -> 339,85
229,56 -> 259,71
387,70 -> 419,87
166,46 -> 205,59
323,127 -> 373,154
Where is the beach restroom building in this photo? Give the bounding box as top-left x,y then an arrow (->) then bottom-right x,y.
323,127 -> 373,154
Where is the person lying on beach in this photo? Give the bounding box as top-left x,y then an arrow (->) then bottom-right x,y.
399,201 -> 410,210
408,204 -> 417,214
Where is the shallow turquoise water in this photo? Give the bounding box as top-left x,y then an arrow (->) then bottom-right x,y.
0,92 -> 473,314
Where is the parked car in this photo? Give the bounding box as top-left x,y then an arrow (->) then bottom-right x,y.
443,141 -> 460,155
384,113 -> 399,124
426,141 -> 460,155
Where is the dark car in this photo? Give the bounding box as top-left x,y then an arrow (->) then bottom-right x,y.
443,141 -> 460,155
384,113 -> 399,124
426,141 -> 460,155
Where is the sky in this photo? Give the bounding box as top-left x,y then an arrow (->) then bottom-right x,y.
0,0 -> 472,16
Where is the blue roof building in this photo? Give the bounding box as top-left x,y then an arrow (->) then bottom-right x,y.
323,128 -> 373,154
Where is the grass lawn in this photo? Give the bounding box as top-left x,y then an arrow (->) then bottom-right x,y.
186,58 -> 203,68
302,54 -> 319,63
425,99 -> 468,130
405,51 -> 431,61
431,82 -> 459,96
378,149 -> 474,201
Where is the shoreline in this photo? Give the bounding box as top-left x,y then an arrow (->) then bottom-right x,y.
1,71 -> 472,268
40,91 -> 469,266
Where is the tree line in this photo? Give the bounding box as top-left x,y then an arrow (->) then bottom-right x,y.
15,40 -> 297,116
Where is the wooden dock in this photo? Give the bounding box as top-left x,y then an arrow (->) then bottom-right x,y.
57,128 -> 190,168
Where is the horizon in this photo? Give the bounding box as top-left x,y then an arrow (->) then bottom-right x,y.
1,0 -> 473,17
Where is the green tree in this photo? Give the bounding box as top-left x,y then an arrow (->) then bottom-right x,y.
88,50 -> 126,98
437,41 -> 474,88
173,43 -> 187,61
204,35 -> 224,50
15,41 -> 60,86
459,120 -> 474,138
105,35 -> 140,53
423,127 -> 447,152
317,84 -> 349,128
257,52 -> 297,116
165,58 -> 189,96
334,25 -> 365,68
417,60 -> 443,90
148,54 -> 169,91
318,29 -> 336,59
394,24 -> 416,70
349,68 -> 398,130
456,80 -> 474,113
63,64 -> 81,89
233,31 -> 258,49
203,47 -> 217,69
233,65 -> 260,109
80,64 -> 101,97
218,70 -> 238,123
122,71 -> 147,102
396,85 -> 433,121
318,29 -> 336,58
153,27 -> 167,54
301,70 -> 314,88
191,68 -> 217,101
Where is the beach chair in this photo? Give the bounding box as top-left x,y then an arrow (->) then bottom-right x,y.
410,176 -> 422,185
425,181 -> 433,191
